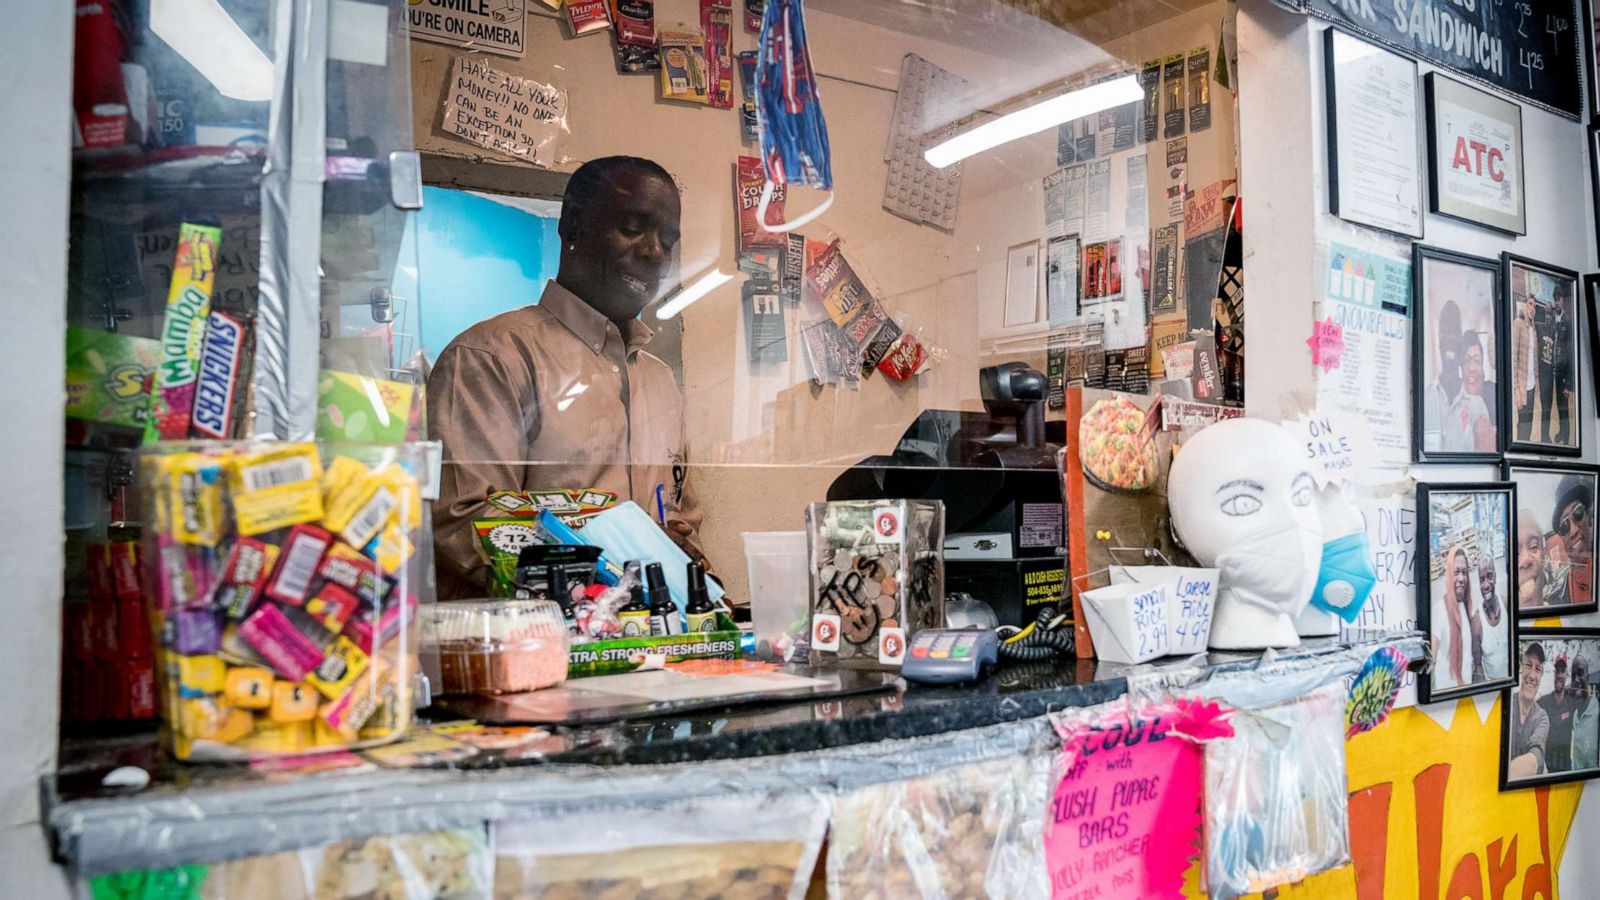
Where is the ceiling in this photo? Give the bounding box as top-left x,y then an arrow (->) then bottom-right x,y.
812,0 -> 1221,51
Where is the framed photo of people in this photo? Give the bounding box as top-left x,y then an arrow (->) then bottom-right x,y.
1416,482 -> 1518,704
1502,462 -> 1598,617
1501,628 -> 1600,790
1423,73 -> 1526,235
1502,254 -> 1581,456
1413,245 -> 1504,462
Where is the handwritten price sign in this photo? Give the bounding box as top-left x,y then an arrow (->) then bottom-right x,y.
1047,698 -> 1235,899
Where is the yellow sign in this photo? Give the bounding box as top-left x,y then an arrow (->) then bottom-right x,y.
1185,698 -> 1581,898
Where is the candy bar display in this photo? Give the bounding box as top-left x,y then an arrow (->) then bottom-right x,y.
421,600 -> 570,695
805,500 -> 944,670
139,441 -> 427,761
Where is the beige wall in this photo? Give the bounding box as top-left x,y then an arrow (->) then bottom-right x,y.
411,1 -> 1235,601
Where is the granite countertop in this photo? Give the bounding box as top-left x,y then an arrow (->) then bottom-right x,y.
45,632 -> 1426,876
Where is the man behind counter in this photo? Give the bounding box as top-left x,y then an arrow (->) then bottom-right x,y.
428,156 -> 707,599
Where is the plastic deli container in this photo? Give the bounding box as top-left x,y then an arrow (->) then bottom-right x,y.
423,600 -> 570,694
139,441 -> 429,761
743,531 -> 811,663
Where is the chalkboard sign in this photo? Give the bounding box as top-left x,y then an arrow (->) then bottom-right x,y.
1300,0 -> 1582,119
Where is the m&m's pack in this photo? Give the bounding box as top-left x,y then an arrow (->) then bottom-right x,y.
141,441 -> 425,761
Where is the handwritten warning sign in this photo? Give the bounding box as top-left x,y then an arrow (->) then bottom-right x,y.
408,0 -> 526,58
439,56 -> 565,165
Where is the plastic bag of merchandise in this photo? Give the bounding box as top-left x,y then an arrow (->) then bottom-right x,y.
82,828 -> 492,900
1202,682 -> 1351,899
827,754 -> 1052,900
495,791 -> 830,899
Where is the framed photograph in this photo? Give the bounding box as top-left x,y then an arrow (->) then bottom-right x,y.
1587,0 -> 1600,118
1417,482 -> 1518,705
1587,275 -> 1600,414
1323,29 -> 1423,239
1003,240 -> 1041,327
1502,461 -> 1598,617
1503,254 -> 1581,456
1502,628 -> 1600,790
1424,73 -> 1526,235
1589,127 -> 1600,264
1413,245 -> 1503,462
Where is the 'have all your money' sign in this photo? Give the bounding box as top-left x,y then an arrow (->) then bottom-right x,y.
440,56 -> 566,166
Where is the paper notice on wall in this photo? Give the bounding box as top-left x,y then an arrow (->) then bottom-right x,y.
1163,138 -> 1188,224
1126,154 -> 1149,229
1341,486 -> 1419,709
440,56 -> 566,165
1315,243 -> 1412,468
1044,165 -> 1086,239
1046,235 -> 1081,327
409,0 -> 527,58
1284,408 -> 1378,488
1084,160 -> 1112,242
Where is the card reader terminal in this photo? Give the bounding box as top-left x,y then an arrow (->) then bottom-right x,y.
900,628 -> 999,683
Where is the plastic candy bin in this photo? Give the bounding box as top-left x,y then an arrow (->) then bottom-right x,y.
139,441 -> 429,761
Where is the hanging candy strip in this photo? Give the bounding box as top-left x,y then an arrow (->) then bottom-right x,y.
754,0 -> 832,232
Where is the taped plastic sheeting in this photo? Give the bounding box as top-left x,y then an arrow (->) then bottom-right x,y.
83,828 -> 492,899
1202,682 -> 1351,899
494,792 -> 829,899
826,753 -> 1052,900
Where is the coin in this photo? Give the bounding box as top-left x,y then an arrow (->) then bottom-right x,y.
875,591 -> 898,619
881,551 -> 900,572
880,576 -> 899,596
863,579 -> 882,600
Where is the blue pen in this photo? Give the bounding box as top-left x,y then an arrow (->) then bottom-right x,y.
655,483 -> 667,524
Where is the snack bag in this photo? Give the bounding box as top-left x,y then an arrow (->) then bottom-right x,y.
145,223 -> 223,442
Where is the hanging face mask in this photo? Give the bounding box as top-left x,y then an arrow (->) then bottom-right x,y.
1309,531 -> 1377,621
754,0 -> 834,233
572,502 -> 727,613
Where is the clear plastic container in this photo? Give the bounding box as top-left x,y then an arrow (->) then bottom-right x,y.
138,441 -> 429,761
423,600 -> 570,695
743,531 -> 811,663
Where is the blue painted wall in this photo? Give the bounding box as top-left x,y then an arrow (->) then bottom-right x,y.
408,186 -> 560,358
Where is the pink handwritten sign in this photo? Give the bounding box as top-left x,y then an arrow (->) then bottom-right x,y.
1306,316 -> 1346,373
1047,698 -> 1234,900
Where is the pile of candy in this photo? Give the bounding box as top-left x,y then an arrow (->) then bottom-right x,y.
143,442 -> 423,760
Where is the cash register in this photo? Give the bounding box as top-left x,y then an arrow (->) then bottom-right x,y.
826,362 -> 1067,627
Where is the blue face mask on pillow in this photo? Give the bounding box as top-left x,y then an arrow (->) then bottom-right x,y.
566,501 -> 726,614
1310,532 -> 1377,621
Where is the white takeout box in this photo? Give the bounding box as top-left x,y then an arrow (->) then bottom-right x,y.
1081,566 -> 1219,663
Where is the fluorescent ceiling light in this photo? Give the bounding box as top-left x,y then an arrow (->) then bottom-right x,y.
151,0 -> 275,102
923,75 -> 1143,169
655,268 -> 733,320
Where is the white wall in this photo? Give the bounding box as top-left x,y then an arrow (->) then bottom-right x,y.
0,1 -> 72,896
1237,0 -> 1600,889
